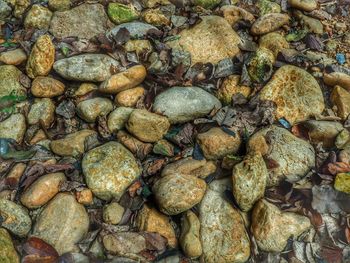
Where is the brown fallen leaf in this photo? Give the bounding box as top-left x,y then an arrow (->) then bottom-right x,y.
327,162 -> 350,175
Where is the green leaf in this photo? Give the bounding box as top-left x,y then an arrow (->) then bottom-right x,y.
0,91 -> 27,111
1,149 -> 36,160
226,154 -> 243,161
285,28 -> 308,42
141,185 -> 152,198
0,41 -> 17,48
61,46 -> 70,57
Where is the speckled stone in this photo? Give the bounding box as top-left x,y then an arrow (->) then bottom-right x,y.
107,107 -> 134,132
180,210 -> 202,258
82,142 -> 141,201
27,98 -> 56,128
251,13 -> 290,35
0,49 -> 27,65
0,113 -> 26,143
0,228 -> 20,263
24,4 -> 52,29
0,65 -> 26,97
31,76 -> 65,98
77,97 -> 113,123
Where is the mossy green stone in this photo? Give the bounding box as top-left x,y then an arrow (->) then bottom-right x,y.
107,3 -> 139,25
247,48 -> 275,83
192,0 -> 221,9
0,228 -> 20,263
334,173 -> 350,194
257,0 -> 281,16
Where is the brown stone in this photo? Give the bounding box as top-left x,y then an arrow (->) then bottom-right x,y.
259,32 -> 290,58
331,85 -> 350,120
116,130 -> 153,157
251,13 -> 290,35
180,211 -> 202,258
31,76 -> 65,98
26,35 -> 55,79
76,189 -> 93,205
27,98 -> 56,128
216,75 -> 252,105
324,72 -> 350,91
0,49 -> 27,65
115,86 -> 145,107
220,5 -> 255,26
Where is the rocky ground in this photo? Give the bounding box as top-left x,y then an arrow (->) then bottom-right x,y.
0,0 -> 350,262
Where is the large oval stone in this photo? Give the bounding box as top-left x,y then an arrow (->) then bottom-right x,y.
199,179 -> 250,263
53,54 -> 121,82
0,228 -> 20,263
153,86 -> 221,124
82,142 -> 141,200
32,193 -> 89,255
0,65 -> 26,97
248,125 -> 315,186
259,65 -> 325,124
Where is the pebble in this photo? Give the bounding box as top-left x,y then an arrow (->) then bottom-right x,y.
28,98 -> 56,128
0,113 -> 26,143
331,85 -> 350,120
32,193 -> 89,255
76,97 -> 113,123
26,35 -> 55,79
50,129 -> 96,156
124,40 -> 153,56
197,127 -> 241,160
199,179 -> 251,263
115,86 -> 145,107
259,65 -> 325,124
295,11 -> 323,34
74,83 -> 98,97
248,125 -> 315,186
0,228 -> 20,263
24,4 -> 52,29
192,0 -> 221,8
247,47 -> 275,83
289,0 -> 317,12
107,3 -> 139,25
0,49 -> 27,65
76,188 -> 93,205
298,120 -> 344,148
251,199 -> 311,252
48,0 -> 71,11
220,5 -> 255,26
216,75 -> 251,105
153,173 -> 207,215
153,139 -> 174,157
126,109 -> 170,143
336,129 -> 350,149
232,151 -> 268,211
103,202 -> 125,225
334,173 -> 350,193
142,0 -> 170,8
0,65 -> 26,97
142,8 -> 170,26
153,86 -> 221,123
49,3 -> 113,39
0,0 -> 11,21
103,232 -> 146,256
82,142 -> 141,200
31,76 -> 65,98
117,130 -> 153,156
257,0 -> 281,15
99,65 -> 147,94
162,158 -> 216,179
0,198 -> 31,237
13,0 -> 30,18
53,54 -> 121,82
324,72 -> 350,91
167,16 -> 241,64
135,204 -> 177,247
180,210 -> 202,258
107,107 -> 134,132
20,173 -> 66,209
259,32 -> 290,58
107,22 -> 158,40
251,13 -> 290,35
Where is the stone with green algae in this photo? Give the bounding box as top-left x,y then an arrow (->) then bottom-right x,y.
192,0 -> 221,9
107,3 -> 139,25
334,173 -> 350,194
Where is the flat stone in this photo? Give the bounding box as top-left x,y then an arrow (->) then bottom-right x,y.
107,22 -> 158,40
0,228 -> 20,263
251,13 -> 290,35
103,232 -> 146,256
197,127 -> 241,160
0,198 -> 31,237
107,107 -> 134,132
53,54 -> 121,82
220,5 -> 255,26
99,65 -> 147,94
49,3 -> 112,39
26,35 -> 55,79
32,193 -> 89,255
259,65 -> 324,124
180,211 -> 202,258
289,0 -> 317,12
20,173 -> 66,209
103,202 -> 125,225
252,199 -> 311,252
153,86 -> 221,124
0,49 -> 27,65
31,76 -> 65,98
107,3 -> 139,25
199,179 -> 251,263
28,98 -> 56,128
248,125 -> 315,186
232,151 -> 268,211
82,142 -> 141,201
24,4 -> 52,29
334,173 -> 350,194
324,72 -> 350,91
161,157 -> 216,179
167,16 -> 241,64
331,85 -> 350,120
77,97 -> 113,123
0,114 -> 26,143
153,173 -> 207,215
297,120 -> 344,148
135,204 -> 177,247
0,65 -> 26,97
115,86 -> 145,107
50,129 -> 96,156
126,109 -> 170,143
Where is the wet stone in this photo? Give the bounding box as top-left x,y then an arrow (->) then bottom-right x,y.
76,97 -> 113,123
